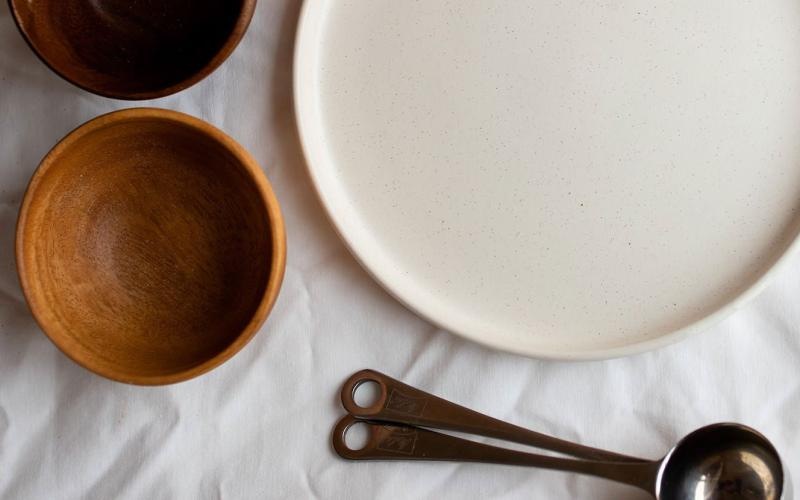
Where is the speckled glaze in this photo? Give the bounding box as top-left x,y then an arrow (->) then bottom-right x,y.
295,0 -> 800,359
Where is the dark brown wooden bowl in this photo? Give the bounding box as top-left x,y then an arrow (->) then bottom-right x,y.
16,108 -> 286,385
8,0 -> 257,100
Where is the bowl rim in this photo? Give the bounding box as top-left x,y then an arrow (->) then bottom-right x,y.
15,107 -> 287,385
7,0 -> 257,100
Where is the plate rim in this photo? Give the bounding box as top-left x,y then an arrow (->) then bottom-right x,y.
292,0 -> 800,360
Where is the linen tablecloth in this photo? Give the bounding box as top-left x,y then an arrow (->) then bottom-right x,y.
1,2 -> 797,498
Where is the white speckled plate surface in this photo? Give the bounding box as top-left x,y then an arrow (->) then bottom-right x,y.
295,0 -> 800,359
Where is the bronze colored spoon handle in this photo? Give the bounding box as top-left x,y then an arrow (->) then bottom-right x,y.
341,369 -> 645,463
332,416 -> 659,493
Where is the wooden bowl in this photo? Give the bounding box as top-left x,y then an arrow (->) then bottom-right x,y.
16,108 -> 286,385
8,0 -> 257,100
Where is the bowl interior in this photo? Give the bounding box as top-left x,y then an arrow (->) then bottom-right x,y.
18,114 -> 275,382
10,0 -> 250,98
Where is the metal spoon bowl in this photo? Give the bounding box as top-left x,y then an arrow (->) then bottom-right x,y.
657,423 -> 786,500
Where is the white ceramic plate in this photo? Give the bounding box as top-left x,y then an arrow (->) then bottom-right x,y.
295,0 -> 800,359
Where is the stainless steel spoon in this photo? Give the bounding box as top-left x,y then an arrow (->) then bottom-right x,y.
333,370 -> 791,500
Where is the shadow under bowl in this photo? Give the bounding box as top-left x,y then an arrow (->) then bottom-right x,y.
8,0 -> 257,99
16,108 -> 286,385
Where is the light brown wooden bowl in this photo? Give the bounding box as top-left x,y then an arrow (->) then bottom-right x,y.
8,0 -> 257,100
16,108 -> 285,385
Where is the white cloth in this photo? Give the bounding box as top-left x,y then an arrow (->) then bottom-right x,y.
0,2 -> 797,499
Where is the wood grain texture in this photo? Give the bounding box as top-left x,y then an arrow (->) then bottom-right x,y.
16,108 -> 286,385
8,0 -> 257,99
